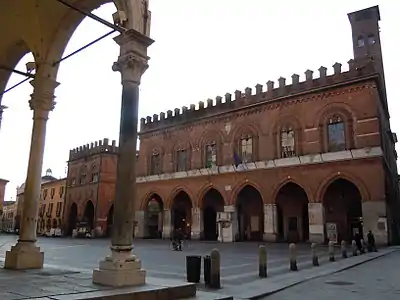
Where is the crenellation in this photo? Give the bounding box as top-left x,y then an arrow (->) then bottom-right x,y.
139,58 -> 377,133
68,138 -> 119,161
255,84 -> 263,94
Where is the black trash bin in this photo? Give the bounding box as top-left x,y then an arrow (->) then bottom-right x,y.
186,256 -> 201,283
203,255 -> 211,286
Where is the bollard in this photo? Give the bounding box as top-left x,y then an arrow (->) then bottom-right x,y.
351,240 -> 358,256
328,241 -> 335,261
360,239 -> 366,254
289,243 -> 298,271
311,243 -> 319,266
259,244 -> 267,278
210,249 -> 221,289
341,240 -> 347,258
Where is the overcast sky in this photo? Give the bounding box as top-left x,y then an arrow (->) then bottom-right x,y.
0,0 -> 399,202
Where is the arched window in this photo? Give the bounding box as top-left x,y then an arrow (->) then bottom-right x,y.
79,166 -> 87,185
205,142 -> 217,168
280,125 -> 296,158
239,135 -> 254,163
176,147 -> 188,172
327,115 -> 346,152
367,34 -> 376,45
150,150 -> 162,175
357,36 -> 365,47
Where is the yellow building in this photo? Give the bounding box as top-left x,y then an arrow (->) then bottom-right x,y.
37,176 -> 66,236
1,201 -> 17,232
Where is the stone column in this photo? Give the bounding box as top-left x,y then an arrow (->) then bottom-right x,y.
92,29 -> 154,287
5,77 -> 59,270
162,209 -> 172,239
191,207 -> 202,240
308,202 -> 325,243
362,201 -> 388,245
134,210 -> 146,238
263,204 -> 277,242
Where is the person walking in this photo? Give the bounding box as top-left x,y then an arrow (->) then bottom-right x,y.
367,230 -> 377,252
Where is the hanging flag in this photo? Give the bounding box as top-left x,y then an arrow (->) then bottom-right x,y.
233,152 -> 242,168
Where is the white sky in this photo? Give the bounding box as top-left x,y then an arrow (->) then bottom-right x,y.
0,0 -> 399,202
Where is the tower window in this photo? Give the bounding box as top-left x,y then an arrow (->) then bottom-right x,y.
357,37 -> 365,47
367,35 -> 376,45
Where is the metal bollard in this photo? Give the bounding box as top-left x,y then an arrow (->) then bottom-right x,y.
341,240 -> 347,258
311,243 -> 319,266
259,244 -> 267,278
289,243 -> 298,271
351,240 -> 358,256
210,248 -> 221,289
328,241 -> 335,262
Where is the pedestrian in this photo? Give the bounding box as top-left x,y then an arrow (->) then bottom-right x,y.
354,232 -> 362,251
367,230 -> 377,252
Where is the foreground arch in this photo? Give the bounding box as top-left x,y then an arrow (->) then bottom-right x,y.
2,1 -> 155,288
202,188 -> 225,241
171,191 -> 193,239
145,194 -> 164,239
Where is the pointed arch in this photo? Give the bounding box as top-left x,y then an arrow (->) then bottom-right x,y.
197,184 -> 226,208
166,186 -> 195,209
231,122 -> 261,163
231,180 -> 264,205
271,114 -> 303,158
197,128 -> 224,168
271,177 -> 313,204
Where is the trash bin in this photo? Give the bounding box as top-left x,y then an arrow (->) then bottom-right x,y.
203,255 -> 211,286
186,255 -> 201,283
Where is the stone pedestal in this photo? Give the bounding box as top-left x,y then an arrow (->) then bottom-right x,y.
162,209 -> 172,239
308,202 -> 325,243
4,242 -> 44,270
362,201 -> 388,245
191,207 -> 202,240
263,204 -> 277,242
134,210 -> 146,238
218,205 -> 237,242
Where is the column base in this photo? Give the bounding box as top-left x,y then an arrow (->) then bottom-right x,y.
263,233 -> 277,242
92,253 -> 146,287
309,233 -> 325,244
4,242 -> 44,270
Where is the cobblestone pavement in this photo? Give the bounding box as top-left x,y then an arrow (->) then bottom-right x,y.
0,234 -> 333,288
261,250 -> 400,300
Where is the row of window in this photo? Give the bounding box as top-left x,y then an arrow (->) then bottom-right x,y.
149,115 -> 347,175
357,34 -> 376,47
69,172 -> 99,186
39,202 -> 63,218
42,186 -> 65,200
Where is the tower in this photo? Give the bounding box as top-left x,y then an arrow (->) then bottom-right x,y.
348,5 -> 388,110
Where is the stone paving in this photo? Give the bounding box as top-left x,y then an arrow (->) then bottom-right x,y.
0,234 -> 396,299
260,249 -> 400,300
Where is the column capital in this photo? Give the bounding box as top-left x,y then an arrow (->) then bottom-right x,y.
112,53 -> 149,85
29,77 -> 60,112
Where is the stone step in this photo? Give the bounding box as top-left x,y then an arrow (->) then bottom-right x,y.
182,291 -> 234,300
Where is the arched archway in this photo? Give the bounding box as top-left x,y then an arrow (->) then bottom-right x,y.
275,182 -> 309,243
145,194 -> 163,239
236,185 -> 264,241
171,191 -> 193,239
323,178 -> 363,242
83,201 -> 95,229
67,203 -> 78,236
202,188 -> 225,241
106,205 -> 114,237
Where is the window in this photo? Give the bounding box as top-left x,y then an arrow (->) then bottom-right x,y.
357,37 -> 365,47
43,189 -> 48,200
80,168 -> 86,184
56,202 -> 63,217
50,188 -> 55,199
205,143 -> 217,168
176,149 -> 188,172
239,136 -> 253,163
280,126 -> 296,158
367,35 -> 376,45
59,186 -> 64,196
150,153 -> 162,175
327,115 -> 346,152
91,172 -> 99,182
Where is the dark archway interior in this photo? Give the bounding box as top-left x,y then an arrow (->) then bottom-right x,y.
236,185 -> 264,241
106,205 -> 114,237
146,194 -> 163,239
202,189 -> 225,241
52,218 -> 57,228
172,191 -> 192,239
323,178 -> 363,242
276,182 -> 309,243
83,201 -> 95,229
67,203 -> 78,236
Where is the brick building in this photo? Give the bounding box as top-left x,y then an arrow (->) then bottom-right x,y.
63,138 -> 119,237
134,6 -> 399,245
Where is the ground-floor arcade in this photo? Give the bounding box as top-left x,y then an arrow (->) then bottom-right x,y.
135,159 -> 392,245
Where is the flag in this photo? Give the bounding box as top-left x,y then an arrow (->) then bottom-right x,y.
233,152 -> 242,167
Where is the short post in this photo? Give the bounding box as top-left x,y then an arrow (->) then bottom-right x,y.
210,248 -> 221,289
259,244 -> 267,278
352,240 -> 358,256
328,241 -> 335,262
341,240 -> 347,258
289,243 -> 298,271
311,243 -> 319,266
360,239 -> 366,254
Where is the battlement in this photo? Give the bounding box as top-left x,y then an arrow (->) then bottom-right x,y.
69,138 -> 118,161
139,58 -> 378,133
